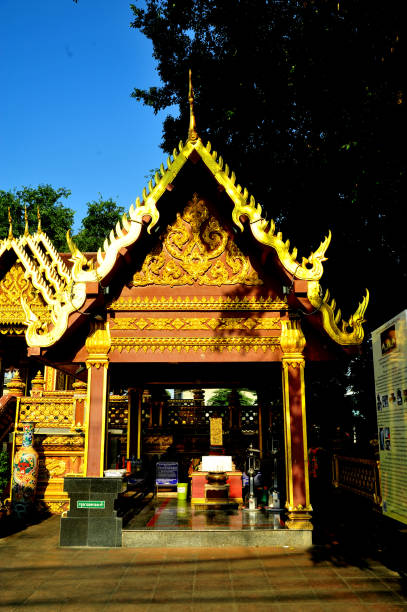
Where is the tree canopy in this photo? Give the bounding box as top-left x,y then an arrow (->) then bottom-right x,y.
75,196 -> 125,252
0,185 -> 74,252
130,0 -> 405,331
0,187 -> 124,253
207,389 -> 255,407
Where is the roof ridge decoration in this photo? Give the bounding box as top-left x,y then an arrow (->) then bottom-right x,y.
188,69 -> 199,143
7,208 -> 13,241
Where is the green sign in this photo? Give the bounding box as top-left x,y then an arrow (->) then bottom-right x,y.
77,500 -> 105,509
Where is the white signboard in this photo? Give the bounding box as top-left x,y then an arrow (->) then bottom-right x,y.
372,309 -> 407,524
201,455 -> 233,472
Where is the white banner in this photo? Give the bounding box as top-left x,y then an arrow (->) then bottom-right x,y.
372,309 -> 407,524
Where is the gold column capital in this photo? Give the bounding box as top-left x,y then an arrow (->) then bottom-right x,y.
86,358 -> 109,370
85,319 -> 111,368
280,318 -> 306,356
282,358 -> 305,370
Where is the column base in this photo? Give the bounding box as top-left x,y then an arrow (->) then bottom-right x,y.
285,507 -> 313,530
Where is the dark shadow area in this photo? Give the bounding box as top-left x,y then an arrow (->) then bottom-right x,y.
310,484 -> 407,590
0,507 -> 51,539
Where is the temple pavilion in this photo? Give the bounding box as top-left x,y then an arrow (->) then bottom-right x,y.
0,78 -> 368,541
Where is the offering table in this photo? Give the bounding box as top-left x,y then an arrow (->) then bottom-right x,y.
190,470 -> 243,505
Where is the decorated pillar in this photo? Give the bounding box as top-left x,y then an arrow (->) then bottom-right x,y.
72,379 -> 88,428
84,319 -> 111,477
257,389 -> 271,459
281,318 -> 312,530
127,388 -> 140,459
228,389 -> 240,430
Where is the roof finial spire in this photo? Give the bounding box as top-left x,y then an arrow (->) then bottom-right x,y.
37,206 -> 42,234
7,207 -> 13,240
188,69 -> 199,142
24,205 -> 29,237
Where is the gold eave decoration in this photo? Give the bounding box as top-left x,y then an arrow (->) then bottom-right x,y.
108,295 -> 287,311
307,281 -> 369,345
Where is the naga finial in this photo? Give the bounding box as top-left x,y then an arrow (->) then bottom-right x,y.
24,205 -> 29,237
188,69 -> 199,143
7,207 -> 13,240
37,206 -> 42,234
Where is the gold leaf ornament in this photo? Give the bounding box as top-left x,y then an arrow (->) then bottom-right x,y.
132,194 -> 262,287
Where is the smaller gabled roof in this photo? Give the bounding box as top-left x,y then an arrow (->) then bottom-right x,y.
0,212 -> 86,347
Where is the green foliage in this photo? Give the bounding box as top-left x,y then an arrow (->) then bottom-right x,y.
74,196 -> 125,252
0,450 -> 10,496
0,185 -> 74,251
207,389 -> 254,407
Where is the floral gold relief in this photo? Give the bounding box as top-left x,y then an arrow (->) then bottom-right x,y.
111,337 -> 280,354
110,316 -> 280,331
132,194 -> 262,287
0,264 -> 51,333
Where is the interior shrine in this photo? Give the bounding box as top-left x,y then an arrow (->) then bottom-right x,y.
0,78 -> 369,546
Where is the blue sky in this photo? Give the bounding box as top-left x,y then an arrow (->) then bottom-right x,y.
0,1 -> 176,231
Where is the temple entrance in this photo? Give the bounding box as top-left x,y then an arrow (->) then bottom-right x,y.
106,361 -> 285,487
104,362 -> 288,544
107,384 -> 284,481
107,386 -> 288,545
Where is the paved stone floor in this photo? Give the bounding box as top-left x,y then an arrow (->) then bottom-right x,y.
1,515 -> 407,611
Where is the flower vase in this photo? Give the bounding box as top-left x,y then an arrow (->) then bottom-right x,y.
12,423 -> 39,519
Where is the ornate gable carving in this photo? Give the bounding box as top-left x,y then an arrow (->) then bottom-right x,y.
0,263 -> 51,334
132,194 -> 262,287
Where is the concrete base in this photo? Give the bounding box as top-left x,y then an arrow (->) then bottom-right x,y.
122,528 -> 313,548
60,477 -> 124,547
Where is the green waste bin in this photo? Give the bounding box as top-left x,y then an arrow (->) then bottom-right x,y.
177,483 -> 188,501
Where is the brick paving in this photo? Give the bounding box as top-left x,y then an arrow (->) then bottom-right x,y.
1,515 -> 407,611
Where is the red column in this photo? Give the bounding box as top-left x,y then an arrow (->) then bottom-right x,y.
281,320 -> 312,530
85,362 -> 109,477
84,320 -> 111,478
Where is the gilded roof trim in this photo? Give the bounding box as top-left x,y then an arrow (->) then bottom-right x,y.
307,281 -> 369,345
69,138 -> 330,285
